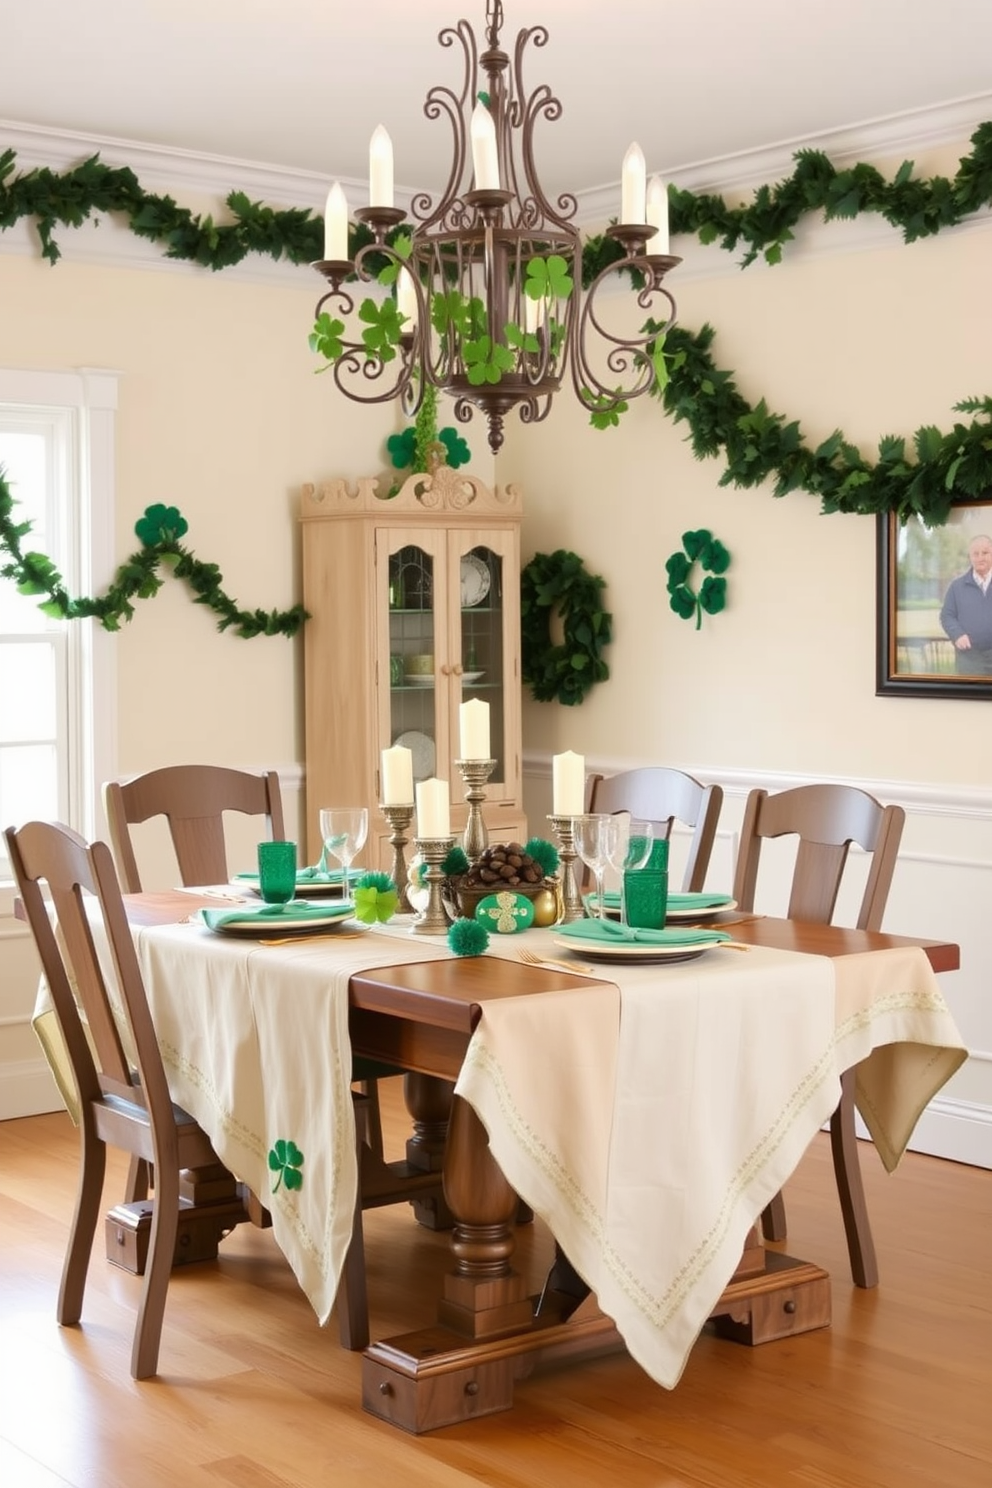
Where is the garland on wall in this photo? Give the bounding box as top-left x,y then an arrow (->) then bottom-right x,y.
0,486 -> 307,637
2,126 -> 992,640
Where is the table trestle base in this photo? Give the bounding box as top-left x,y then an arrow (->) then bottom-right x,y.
362,1251 -> 832,1433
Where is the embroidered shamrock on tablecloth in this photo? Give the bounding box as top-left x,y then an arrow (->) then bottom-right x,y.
269,1139 -> 304,1194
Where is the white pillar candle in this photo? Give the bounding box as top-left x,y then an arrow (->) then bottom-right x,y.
369,125 -> 393,208
552,751 -> 586,815
621,142 -> 646,224
416,777 -> 450,838
470,103 -> 500,190
646,174 -> 670,254
323,181 -> 349,261
396,269 -> 418,330
381,745 -> 414,805
459,699 -> 490,760
524,293 -> 546,335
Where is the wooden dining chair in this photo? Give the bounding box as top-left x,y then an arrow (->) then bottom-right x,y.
103,763 -> 286,893
102,763 -> 443,1344
731,782 -> 907,1287
586,766 -> 724,891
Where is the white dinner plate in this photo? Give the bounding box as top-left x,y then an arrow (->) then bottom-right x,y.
394,728 -> 435,781
200,902 -> 357,936
460,553 -> 491,607
404,674 -> 435,688
461,670 -> 485,684
553,935 -> 725,965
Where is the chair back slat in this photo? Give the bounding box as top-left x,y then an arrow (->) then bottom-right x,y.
587,767 -> 723,892
732,783 -> 906,930
103,764 -> 285,891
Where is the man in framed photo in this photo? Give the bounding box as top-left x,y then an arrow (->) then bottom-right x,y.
939,533 -> 992,675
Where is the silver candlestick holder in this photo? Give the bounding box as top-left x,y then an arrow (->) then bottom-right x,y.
547,813 -> 587,923
455,757 -> 495,861
411,834 -> 456,935
380,802 -> 415,913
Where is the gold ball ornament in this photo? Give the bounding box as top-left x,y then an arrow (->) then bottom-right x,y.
532,888 -> 558,927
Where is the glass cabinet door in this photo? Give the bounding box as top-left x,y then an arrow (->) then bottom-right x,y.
450,527 -> 520,804
380,529 -> 445,787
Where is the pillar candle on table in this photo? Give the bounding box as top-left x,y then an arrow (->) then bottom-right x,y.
459,699 -> 490,760
416,777 -> 450,838
381,745 -> 414,805
552,751 -> 585,815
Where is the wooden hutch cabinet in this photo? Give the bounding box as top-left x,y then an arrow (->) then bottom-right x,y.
300,467 -> 528,871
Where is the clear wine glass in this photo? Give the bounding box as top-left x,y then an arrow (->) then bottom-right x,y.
573,813 -> 615,920
605,815 -> 655,926
318,807 -> 369,902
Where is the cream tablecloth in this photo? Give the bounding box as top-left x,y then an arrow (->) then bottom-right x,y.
454,938 -> 966,1388
33,915 -> 967,1386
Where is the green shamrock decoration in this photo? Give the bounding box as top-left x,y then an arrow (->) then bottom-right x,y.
665,529 -> 731,630
134,504 -> 188,546
268,1138 -> 304,1194
352,872 -> 399,924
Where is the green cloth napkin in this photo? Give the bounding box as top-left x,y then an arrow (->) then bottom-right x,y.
557,918 -> 729,947
200,901 -> 353,931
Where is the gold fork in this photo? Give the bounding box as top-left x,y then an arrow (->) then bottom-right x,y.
517,948 -> 595,973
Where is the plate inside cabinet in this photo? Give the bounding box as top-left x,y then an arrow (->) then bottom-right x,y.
394,729 -> 435,781
460,553 -> 491,607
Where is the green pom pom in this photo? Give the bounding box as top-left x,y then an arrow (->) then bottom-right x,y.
441,845 -> 470,877
355,871 -> 394,894
447,917 -> 489,956
524,836 -> 559,876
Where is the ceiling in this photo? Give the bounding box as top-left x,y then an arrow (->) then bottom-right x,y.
4,0 -> 992,198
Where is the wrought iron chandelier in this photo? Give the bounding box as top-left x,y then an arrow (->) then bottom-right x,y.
311,1 -> 681,455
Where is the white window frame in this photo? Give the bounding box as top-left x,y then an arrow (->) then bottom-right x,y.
0,367 -> 118,898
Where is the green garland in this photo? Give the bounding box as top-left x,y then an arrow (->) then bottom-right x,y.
1,128 -> 991,533
0,486 -> 306,637
656,324 -> 992,525
520,549 -> 612,706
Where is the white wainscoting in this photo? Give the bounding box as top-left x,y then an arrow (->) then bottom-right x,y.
524,755 -> 992,1171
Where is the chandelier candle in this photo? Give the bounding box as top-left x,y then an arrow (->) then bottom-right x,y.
369,125 -> 394,208
621,142 -> 646,224
646,174 -> 670,255
322,182 -> 349,262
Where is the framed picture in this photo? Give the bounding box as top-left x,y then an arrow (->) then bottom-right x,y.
876,501 -> 992,699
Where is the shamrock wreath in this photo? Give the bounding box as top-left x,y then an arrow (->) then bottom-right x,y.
665,529 -> 731,630
520,549 -> 612,706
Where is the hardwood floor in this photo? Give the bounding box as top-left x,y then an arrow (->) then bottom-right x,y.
1,1083 -> 989,1488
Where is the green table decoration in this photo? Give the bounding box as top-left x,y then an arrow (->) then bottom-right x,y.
448,918 -> 490,956
352,872 -> 399,924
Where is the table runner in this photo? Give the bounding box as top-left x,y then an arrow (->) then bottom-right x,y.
454,940 -> 966,1388
129,920 -> 455,1325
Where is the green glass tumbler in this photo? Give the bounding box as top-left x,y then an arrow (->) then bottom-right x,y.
624,867 -> 668,930
257,840 -> 297,906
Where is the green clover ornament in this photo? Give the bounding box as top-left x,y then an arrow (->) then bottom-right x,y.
666,529 -> 731,630
269,1139 -> 304,1194
353,872 -> 399,924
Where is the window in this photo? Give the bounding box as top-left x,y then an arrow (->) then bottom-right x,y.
0,369 -> 118,884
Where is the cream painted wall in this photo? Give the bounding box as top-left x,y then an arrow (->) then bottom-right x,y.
504,221 -> 992,786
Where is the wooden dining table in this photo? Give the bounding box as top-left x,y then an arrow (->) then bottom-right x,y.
86,892 -> 966,1434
